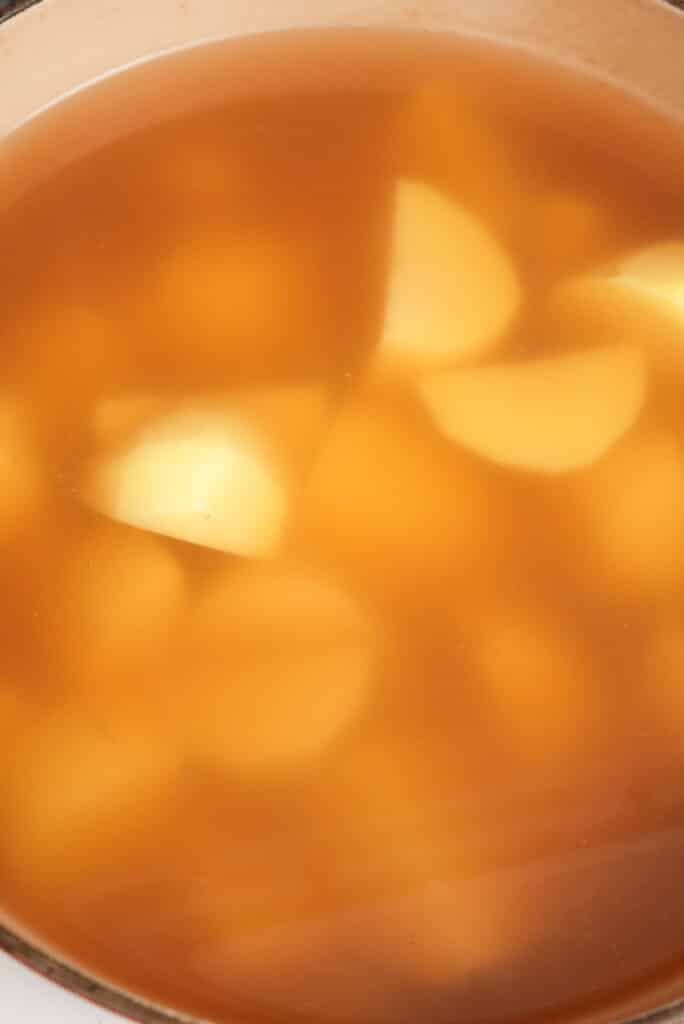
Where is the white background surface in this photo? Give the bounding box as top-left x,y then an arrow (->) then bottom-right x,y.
0,950 -> 123,1022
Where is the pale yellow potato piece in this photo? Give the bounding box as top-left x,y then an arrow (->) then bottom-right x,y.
577,429 -> 684,598
0,398 -> 44,543
548,242 -> 684,353
471,600 -> 594,758
186,564 -> 377,772
419,344 -> 645,473
62,525 -> 185,689
378,179 -> 520,369
85,385 -> 329,557
4,711 -> 179,886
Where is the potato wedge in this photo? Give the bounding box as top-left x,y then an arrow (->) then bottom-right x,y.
378,179 -> 520,369
85,385 -> 329,557
548,242 -> 684,353
419,344 -> 645,473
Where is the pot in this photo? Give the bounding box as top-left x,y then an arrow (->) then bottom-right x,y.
1,1 -> 684,1022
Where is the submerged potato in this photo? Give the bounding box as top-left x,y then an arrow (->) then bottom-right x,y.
576,429 -> 684,598
419,344 -> 645,473
368,876 -> 521,987
92,395 -> 172,447
528,190 -> 627,278
296,383 -> 492,594
378,179 -> 520,369
3,712 -> 178,885
471,600 -> 593,758
85,385 -> 329,557
153,232 -> 323,371
548,242 -> 684,353
12,305 -> 123,412
392,84 -> 527,234
186,564 -> 377,772
318,737 -> 456,889
0,398 -> 44,543
62,525 -> 185,690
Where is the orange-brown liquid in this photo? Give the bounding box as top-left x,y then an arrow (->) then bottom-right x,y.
1,29 -> 684,1024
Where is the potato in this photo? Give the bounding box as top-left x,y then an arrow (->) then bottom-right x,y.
576,429 -> 684,598
365,876 -> 521,987
548,242 -> 684,354
85,385 -> 329,557
185,564 -> 377,772
419,344 -> 645,473
470,600 -> 594,759
3,711 -> 179,886
318,737 -> 456,889
92,395 -> 172,447
527,190 -> 627,278
295,382 -> 493,596
196,876 -> 516,1009
0,398 -> 44,543
304,733 -> 524,986
61,524 -> 185,692
152,231 -> 323,372
12,305 -> 123,413
378,180 -> 520,369
391,84 -> 526,234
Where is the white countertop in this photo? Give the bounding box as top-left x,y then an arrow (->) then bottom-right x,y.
0,950 -> 123,1023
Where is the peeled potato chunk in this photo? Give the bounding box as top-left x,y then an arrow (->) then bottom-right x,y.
368,876 -> 521,987
471,600 -> 594,759
548,242 -> 684,353
576,429 -> 684,598
13,305 -> 124,413
61,525 -> 185,691
153,231 -> 323,372
316,736 -> 458,891
0,398 -> 44,543
4,712 -> 179,886
85,385 -> 329,557
378,179 -> 520,369
186,564 -> 377,772
296,382 -> 493,595
528,190 -> 627,278
92,395 -> 172,447
419,344 -> 645,473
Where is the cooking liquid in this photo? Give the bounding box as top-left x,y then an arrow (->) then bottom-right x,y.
1,28 -> 684,1024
